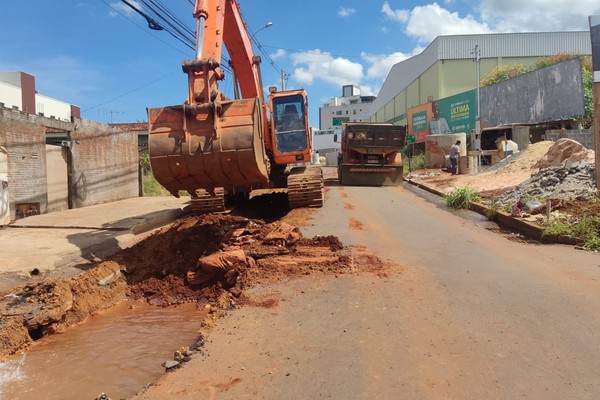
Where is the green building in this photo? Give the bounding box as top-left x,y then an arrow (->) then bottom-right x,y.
369,31 -> 591,130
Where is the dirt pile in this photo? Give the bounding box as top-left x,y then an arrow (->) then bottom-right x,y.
534,138 -> 595,169
0,214 -> 384,359
408,141 -> 555,195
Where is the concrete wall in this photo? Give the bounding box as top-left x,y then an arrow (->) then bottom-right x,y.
70,118 -> 139,208
544,129 -> 594,149
0,82 -> 22,111
35,94 -> 73,121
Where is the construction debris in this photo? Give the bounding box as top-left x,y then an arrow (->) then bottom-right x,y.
0,214 -> 387,360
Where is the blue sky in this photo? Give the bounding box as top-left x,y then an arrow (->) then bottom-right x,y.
1,1 -> 598,128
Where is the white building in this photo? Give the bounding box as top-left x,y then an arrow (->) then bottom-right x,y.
319,85 -> 375,131
0,71 -> 80,121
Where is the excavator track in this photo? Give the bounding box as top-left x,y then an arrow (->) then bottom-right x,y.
287,165 -> 324,209
191,188 -> 225,215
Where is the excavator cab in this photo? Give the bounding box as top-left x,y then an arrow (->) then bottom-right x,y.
269,89 -> 311,165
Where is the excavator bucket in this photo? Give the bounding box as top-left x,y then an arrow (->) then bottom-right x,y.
147,97 -> 270,197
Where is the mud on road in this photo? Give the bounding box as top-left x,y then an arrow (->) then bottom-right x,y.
0,194 -> 388,360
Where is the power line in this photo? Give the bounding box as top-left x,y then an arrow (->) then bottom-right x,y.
99,0 -> 190,56
83,71 -> 176,113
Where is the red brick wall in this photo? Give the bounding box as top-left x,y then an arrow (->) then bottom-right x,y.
0,109 -> 48,219
0,110 -> 140,219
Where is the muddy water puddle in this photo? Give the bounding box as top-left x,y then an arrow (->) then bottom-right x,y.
0,301 -> 204,400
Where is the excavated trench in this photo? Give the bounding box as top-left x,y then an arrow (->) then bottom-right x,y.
0,192 -> 387,399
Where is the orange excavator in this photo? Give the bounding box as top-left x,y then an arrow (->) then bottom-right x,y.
147,0 -> 323,213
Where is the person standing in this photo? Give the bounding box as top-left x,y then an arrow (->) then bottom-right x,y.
449,140 -> 461,175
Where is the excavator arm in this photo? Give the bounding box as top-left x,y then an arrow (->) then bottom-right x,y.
147,0 -> 270,209
186,0 -> 264,105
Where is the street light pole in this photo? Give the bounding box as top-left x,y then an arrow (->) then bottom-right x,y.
250,21 -> 273,43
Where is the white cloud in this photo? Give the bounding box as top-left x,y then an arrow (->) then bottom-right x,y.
405,3 -> 491,43
291,50 -> 363,87
381,1 -> 409,23
270,49 -> 287,60
382,0 -> 598,46
108,0 -> 142,17
479,0 -> 600,32
338,7 -> 356,18
358,85 -> 377,96
361,52 -> 412,80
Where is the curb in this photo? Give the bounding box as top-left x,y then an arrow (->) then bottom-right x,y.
130,204 -> 193,235
405,178 -> 581,246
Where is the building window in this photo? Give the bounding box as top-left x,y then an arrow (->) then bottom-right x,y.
353,109 -> 356,115
336,111 -> 342,115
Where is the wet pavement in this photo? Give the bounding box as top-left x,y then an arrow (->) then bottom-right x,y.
0,196 -> 190,290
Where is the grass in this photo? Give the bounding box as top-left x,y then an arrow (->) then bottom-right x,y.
444,187 -> 481,209
542,215 -> 600,251
403,152 -> 426,174
143,174 -> 171,196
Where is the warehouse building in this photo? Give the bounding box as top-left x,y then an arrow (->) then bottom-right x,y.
369,31 -> 592,128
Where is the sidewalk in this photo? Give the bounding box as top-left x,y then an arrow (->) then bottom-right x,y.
0,196 -> 190,291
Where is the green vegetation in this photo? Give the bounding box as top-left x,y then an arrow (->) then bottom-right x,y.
406,153 -> 426,173
444,187 -> 481,209
485,199 -> 508,220
402,144 -> 427,174
480,64 -> 530,86
140,151 -> 172,197
541,215 -> 600,251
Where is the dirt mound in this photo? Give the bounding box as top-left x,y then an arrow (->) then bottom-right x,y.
409,141 -> 555,195
0,215 -> 385,359
534,138 -> 595,169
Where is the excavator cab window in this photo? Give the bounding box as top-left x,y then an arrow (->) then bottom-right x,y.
273,95 -> 307,153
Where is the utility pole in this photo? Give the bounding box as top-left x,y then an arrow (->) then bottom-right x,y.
281,69 -> 289,91
474,44 -> 482,171
590,16 -> 600,190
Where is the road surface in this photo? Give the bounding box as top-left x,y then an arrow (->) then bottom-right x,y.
133,182 -> 600,399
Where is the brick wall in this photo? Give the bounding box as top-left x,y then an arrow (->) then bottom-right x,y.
544,129 -> 594,149
70,118 -> 139,208
0,108 -> 140,220
0,109 -> 48,219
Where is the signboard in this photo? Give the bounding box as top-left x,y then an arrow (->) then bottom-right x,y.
407,104 -> 431,143
437,90 -> 477,134
407,91 -> 476,143
591,15 -> 600,82
332,117 -> 349,126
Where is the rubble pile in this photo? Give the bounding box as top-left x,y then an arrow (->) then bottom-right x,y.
495,159 -> 596,206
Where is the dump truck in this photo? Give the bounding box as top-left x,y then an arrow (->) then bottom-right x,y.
147,0 -> 323,213
336,123 -> 407,186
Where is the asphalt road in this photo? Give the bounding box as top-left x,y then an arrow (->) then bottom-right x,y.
134,182 -> 600,400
